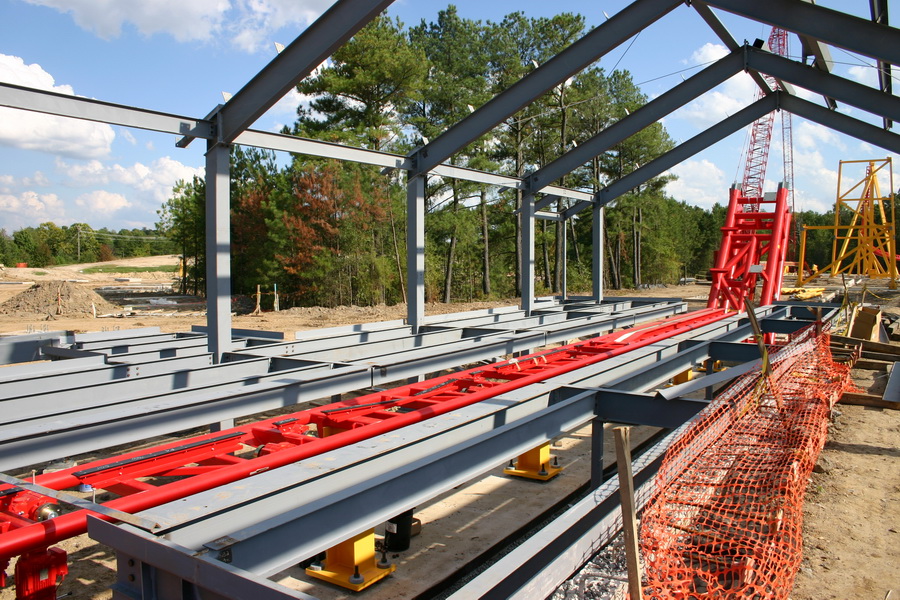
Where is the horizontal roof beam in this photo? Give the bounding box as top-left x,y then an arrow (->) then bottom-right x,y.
745,48 -> 900,123
704,0 -> 900,65
0,83 -> 592,201
0,82 -> 213,139
596,93 -> 779,207
237,130 -> 593,201
691,2 -> 771,93
526,48 -> 746,194
781,94 -> 900,154
217,0 -> 395,143
411,0 -> 683,175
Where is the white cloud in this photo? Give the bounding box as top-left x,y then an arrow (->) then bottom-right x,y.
229,0 -> 336,53
56,156 -> 204,205
674,43 -> 758,130
23,0 -> 335,53
847,64 -> 878,88
24,0 -> 231,42
0,191 -> 67,225
665,158 -> 730,208
0,54 -> 115,158
686,42 -> 729,66
793,121 -> 846,152
120,129 -> 138,145
792,148 -> 839,209
0,171 -> 49,192
75,190 -> 131,214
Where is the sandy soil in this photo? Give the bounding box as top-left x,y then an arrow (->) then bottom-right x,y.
0,258 -> 897,599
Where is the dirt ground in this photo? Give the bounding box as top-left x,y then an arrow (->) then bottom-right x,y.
0,257 -> 898,599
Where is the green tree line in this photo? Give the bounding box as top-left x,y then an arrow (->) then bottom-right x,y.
154,7 -> 851,307
0,223 -> 175,268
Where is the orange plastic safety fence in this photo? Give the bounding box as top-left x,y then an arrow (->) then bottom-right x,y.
640,325 -> 855,600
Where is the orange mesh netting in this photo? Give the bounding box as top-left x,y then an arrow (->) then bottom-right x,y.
639,324 -> 855,599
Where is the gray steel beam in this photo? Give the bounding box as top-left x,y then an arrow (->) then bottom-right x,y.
0,85 -> 594,202
593,204 -> 604,301
206,141 -> 233,361
692,3 -> 771,93
870,0 -> 892,128
216,0 -> 395,143
596,93 -> 779,207
0,82 -> 213,138
410,0 -> 683,175
233,130 -> 594,200
131,385 -> 601,574
535,210 -> 564,221
0,362 -> 372,471
745,48 -> 900,123
704,0 -> 900,65
592,388 -> 707,428
89,518 -> 315,600
527,49 -> 745,194
522,193 -> 536,315
781,94 -> 900,154
407,174 -> 426,332
0,303 -> 678,469
87,309 -> 789,597
534,194 -> 561,212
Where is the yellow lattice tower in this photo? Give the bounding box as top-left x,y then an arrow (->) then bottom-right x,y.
797,158 -> 898,288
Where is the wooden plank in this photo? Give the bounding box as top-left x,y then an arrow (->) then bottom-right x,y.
831,346 -> 900,363
614,426 -> 644,600
852,359 -> 892,371
831,335 -> 900,356
840,392 -> 900,410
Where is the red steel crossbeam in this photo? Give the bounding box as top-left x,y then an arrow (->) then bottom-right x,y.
708,186 -> 791,312
0,307 -> 728,594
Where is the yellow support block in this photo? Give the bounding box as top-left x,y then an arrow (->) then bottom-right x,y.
673,368 -> 694,385
504,442 -> 562,481
305,529 -> 396,592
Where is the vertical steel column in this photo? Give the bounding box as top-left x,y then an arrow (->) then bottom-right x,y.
591,417 -> 605,489
205,141 -> 233,362
521,193 -> 536,315
406,174 -> 426,333
561,221 -> 568,300
593,203 -> 605,302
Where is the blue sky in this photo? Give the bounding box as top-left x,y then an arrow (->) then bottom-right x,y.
0,0 -> 897,233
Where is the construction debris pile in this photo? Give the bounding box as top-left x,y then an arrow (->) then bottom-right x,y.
0,281 -> 119,317
639,324 -> 855,599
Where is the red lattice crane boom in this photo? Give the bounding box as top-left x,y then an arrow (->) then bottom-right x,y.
741,27 -> 793,208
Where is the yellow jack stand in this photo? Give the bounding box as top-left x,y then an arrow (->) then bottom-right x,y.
504,442 -> 562,481
305,529 -> 396,592
673,367 -> 694,385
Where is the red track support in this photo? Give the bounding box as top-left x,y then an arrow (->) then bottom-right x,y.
0,308 -> 729,596
708,185 -> 791,311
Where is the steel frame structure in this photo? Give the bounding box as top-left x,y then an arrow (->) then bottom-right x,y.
797,158 -> 899,287
0,298 -> 682,472
82,304 -> 832,600
0,1 -> 897,597
2,1 -> 900,356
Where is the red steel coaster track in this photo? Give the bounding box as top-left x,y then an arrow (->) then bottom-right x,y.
0,185 -> 795,597
1,307 -> 728,598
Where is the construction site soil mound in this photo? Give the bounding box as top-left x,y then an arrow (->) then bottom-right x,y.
0,281 -> 120,318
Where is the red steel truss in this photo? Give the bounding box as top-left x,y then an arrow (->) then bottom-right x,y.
707,185 -> 792,312
0,307 -> 728,597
